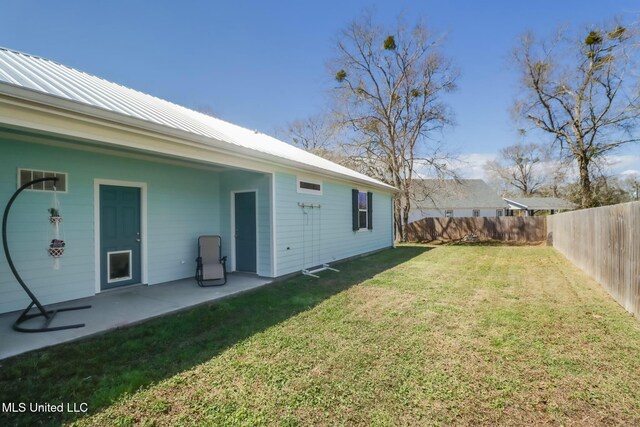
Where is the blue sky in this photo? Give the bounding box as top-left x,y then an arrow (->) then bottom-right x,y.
2,0 -> 639,178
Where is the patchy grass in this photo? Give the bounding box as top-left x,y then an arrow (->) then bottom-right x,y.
2,245 -> 640,426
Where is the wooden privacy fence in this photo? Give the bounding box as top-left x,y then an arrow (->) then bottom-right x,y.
406,216 -> 547,242
547,202 -> 640,318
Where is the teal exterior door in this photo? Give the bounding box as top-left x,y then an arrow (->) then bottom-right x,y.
234,192 -> 257,273
100,185 -> 141,290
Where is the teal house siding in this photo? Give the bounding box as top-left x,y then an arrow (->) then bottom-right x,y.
0,138 -> 393,315
219,170 -> 273,277
145,167 -> 220,285
0,48 -> 398,317
274,172 -> 394,276
0,138 -> 222,314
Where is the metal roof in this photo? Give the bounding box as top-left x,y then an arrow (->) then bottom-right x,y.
412,179 -> 506,209
0,47 -> 394,191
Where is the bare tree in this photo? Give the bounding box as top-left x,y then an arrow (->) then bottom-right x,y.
331,14 -> 457,240
622,172 -> 640,200
277,112 -> 362,166
484,143 -> 548,195
563,175 -> 630,206
533,154 -> 573,198
513,23 -> 640,208
281,113 -> 338,153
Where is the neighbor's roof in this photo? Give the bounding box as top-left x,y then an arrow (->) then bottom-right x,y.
412,179 -> 505,209
0,47 -> 394,191
503,197 -> 575,210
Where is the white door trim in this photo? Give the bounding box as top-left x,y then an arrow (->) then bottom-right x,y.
270,173 -> 277,277
94,179 -> 148,293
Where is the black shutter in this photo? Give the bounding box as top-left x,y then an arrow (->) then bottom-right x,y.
367,192 -> 373,230
352,189 -> 359,231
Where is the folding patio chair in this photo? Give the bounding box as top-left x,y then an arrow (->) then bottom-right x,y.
195,235 -> 227,286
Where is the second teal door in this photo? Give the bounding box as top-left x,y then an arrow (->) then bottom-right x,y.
234,192 -> 257,273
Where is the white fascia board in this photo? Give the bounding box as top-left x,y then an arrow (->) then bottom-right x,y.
503,198 -> 528,209
0,86 -> 397,193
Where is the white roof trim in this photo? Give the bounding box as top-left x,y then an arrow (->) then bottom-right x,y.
0,47 -> 395,192
503,198 -> 529,209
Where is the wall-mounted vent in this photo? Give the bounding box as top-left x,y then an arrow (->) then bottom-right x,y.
18,169 -> 68,192
297,178 -> 322,195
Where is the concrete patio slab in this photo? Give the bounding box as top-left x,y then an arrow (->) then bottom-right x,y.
0,273 -> 271,360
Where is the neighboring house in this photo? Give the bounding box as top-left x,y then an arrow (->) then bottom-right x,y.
408,179 -> 506,222
0,48 -> 395,315
503,197 -> 575,216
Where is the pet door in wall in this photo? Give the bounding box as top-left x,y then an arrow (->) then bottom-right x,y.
107,250 -> 132,283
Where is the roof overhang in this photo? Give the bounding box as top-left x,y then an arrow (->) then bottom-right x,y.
503,198 -> 529,210
0,84 -> 397,193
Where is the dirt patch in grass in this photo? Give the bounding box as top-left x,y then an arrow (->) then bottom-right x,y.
434,239 -> 546,246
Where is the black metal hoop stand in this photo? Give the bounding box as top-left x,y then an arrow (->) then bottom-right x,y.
2,177 -> 90,332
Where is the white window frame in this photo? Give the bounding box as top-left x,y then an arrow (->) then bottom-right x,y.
17,168 -> 68,193
444,210 -> 454,218
297,177 -> 322,195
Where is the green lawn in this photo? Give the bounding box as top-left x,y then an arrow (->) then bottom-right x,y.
2,245 -> 640,426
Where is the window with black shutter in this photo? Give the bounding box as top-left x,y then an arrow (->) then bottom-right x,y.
352,190 -> 373,230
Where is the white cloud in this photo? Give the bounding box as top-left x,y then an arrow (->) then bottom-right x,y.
605,154 -> 640,176
447,152 -> 640,181
448,153 -> 497,179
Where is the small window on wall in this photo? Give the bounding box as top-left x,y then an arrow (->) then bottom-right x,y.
472,209 -> 480,217
496,209 -> 504,217
352,189 -> 373,230
18,169 -> 68,192
444,210 -> 454,218
297,177 -> 322,195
